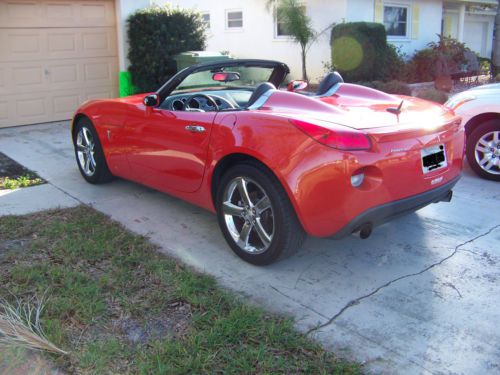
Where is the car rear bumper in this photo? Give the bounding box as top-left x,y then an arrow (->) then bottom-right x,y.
329,175 -> 461,239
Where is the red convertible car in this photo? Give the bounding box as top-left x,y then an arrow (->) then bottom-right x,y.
72,59 -> 464,265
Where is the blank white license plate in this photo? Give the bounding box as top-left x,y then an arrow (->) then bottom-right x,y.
421,144 -> 447,174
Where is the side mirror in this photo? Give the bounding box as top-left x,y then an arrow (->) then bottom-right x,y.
143,93 -> 159,107
287,80 -> 308,92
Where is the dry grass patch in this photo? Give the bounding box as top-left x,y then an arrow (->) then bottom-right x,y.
0,206 -> 360,374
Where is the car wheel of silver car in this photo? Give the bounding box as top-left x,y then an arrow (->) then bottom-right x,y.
73,117 -> 113,184
216,163 -> 305,265
466,120 -> 500,181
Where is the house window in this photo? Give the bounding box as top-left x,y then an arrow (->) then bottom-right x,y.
226,10 -> 243,29
202,12 -> 210,29
275,6 -> 292,37
383,5 -> 409,37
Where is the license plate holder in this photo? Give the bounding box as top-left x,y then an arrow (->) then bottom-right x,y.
421,144 -> 447,174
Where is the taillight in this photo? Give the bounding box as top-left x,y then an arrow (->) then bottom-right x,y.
290,119 -> 371,150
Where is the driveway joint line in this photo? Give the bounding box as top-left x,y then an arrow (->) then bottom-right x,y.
306,224 -> 500,336
46,180 -> 87,207
269,285 -> 330,320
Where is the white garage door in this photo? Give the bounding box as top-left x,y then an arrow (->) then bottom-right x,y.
464,20 -> 488,58
0,0 -> 118,128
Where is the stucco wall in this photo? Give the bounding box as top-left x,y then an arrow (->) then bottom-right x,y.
118,0 -> 494,82
116,0 -> 151,71
383,0 -> 443,58
158,0 -> 347,82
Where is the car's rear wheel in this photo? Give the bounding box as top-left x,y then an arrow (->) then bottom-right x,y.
73,117 -> 113,184
216,163 -> 305,265
466,120 -> 500,181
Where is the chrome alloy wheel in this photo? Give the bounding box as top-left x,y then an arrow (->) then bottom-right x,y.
474,130 -> 500,175
222,177 -> 275,254
76,127 -> 97,177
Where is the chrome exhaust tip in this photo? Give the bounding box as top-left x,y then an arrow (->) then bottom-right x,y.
441,190 -> 453,203
359,223 -> 373,239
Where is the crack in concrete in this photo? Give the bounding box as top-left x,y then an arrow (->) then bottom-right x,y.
306,224 -> 500,336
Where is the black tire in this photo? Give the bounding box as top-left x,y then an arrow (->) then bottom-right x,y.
73,117 -> 113,184
466,120 -> 500,181
216,162 -> 305,265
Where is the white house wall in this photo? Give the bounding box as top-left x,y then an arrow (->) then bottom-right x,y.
117,0 -> 493,81
382,0 -> 443,57
346,0 -> 374,22
162,0 -> 348,81
463,13 -> 495,58
116,0 -> 150,71
161,0 -> 446,80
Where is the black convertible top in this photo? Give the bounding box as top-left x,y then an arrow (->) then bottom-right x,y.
156,59 -> 290,101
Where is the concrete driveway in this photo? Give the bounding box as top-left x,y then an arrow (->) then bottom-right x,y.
1,121 -> 499,374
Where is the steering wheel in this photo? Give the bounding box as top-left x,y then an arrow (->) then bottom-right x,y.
211,94 -> 236,110
183,93 -> 219,111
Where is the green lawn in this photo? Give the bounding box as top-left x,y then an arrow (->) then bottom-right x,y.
0,206 -> 360,374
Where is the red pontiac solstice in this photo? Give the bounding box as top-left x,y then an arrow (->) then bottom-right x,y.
72,59 -> 464,265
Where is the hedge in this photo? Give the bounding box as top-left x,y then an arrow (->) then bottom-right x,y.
331,22 -> 400,82
127,5 -> 206,93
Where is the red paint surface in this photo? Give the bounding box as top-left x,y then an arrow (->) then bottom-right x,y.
73,86 -> 464,237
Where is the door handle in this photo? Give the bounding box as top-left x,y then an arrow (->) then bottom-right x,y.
185,125 -> 206,133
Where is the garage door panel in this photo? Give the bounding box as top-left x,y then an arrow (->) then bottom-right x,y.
0,101 -> 8,120
0,86 -> 117,127
52,93 -> 80,118
0,0 -> 115,28
0,0 -> 118,127
4,1 -> 40,20
0,57 -> 118,95
48,32 -> 77,54
0,27 -> 117,62
18,97 -> 47,118
50,64 -> 78,84
14,66 -> 44,86
46,2 -> 74,19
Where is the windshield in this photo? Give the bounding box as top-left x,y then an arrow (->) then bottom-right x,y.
173,66 -> 275,94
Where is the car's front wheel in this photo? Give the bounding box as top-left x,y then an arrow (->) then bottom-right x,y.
73,117 -> 113,184
216,163 -> 305,265
466,120 -> 500,181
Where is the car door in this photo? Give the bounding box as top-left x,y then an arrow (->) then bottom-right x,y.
124,103 -> 216,193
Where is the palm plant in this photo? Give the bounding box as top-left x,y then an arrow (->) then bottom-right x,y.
0,294 -> 67,355
267,0 -> 315,81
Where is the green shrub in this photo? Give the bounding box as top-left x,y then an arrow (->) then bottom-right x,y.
406,35 -> 470,83
407,48 -> 436,82
330,22 -> 403,82
356,80 -> 411,95
415,88 -> 448,104
127,5 -> 206,93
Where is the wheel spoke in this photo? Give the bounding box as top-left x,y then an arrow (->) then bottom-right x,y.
238,222 -> 253,247
223,202 -> 244,216
478,139 -> 490,148
237,178 -> 252,207
475,144 -> 490,153
76,144 -> 86,152
254,218 -> 271,247
83,128 -> 91,146
89,152 -> 97,169
484,159 -> 495,171
255,196 -> 271,214
493,131 -> 499,143
84,156 -> 91,174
